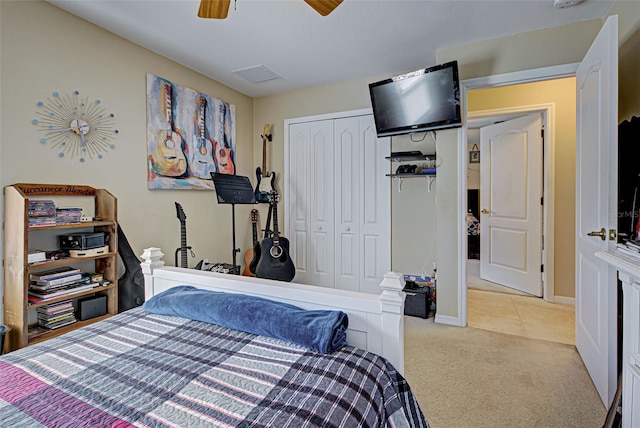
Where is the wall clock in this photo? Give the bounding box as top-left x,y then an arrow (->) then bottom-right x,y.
32,90 -> 119,162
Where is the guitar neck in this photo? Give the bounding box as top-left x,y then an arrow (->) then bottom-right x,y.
262,136 -> 268,175
199,97 -> 206,141
252,222 -> 258,246
180,224 -> 188,268
272,201 -> 280,246
164,83 -> 173,136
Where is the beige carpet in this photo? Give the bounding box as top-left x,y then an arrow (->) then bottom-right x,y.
404,316 -> 607,428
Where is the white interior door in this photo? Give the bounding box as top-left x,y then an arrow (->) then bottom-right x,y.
575,15 -> 618,407
288,122 -> 311,284
479,113 -> 543,296
287,112 -> 390,293
334,117 -> 361,291
287,120 -> 335,287
357,115 -> 391,294
309,120 -> 335,288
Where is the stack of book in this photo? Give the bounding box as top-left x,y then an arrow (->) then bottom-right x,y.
28,266 -> 97,302
28,200 -> 56,227
55,206 -> 82,224
616,239 -> 640,261
36,300 -> 76,330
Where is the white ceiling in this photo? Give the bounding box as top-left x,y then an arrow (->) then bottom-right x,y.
47,0 -> 614,98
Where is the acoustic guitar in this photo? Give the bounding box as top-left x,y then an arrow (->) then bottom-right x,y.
189,95 -> 216,179
150,81 -> 187,177
242,209 -> 259,276
249,200 -> 272,275
214,101 -> 235,174
255,192 -> 295,282
255,123 -> 276,203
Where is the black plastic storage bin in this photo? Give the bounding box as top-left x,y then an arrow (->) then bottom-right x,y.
403,286 -> 431,319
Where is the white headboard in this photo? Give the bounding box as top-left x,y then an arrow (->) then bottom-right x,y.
140,247 -> 406,373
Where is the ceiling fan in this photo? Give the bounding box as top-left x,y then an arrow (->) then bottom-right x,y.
198,0 -> 343,19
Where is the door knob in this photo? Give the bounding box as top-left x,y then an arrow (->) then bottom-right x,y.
481,209 -> 490,214
587,228 -> 606,241
317,226 -> 322,231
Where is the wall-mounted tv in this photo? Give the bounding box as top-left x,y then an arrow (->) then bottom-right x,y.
368,60 -> 462,137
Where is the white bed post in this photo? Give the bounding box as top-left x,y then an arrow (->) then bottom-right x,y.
379,272 -> 405,374
141,247 -> 165,300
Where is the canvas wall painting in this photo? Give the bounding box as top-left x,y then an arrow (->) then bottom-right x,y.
146,74 -> 236,190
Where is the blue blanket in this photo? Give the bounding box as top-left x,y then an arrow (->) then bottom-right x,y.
143,286 -> 348,354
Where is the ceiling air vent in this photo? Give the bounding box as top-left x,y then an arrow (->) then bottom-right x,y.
232,65 -> 280,84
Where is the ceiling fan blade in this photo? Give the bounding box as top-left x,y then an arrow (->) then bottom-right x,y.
198,0 -> 230,19
304,0 -> 343,16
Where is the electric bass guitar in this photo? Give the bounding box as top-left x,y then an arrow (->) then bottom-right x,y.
255,191 -> 295,282
150,81 -> 187,177
242,209 -> 259,276
190,95 -> 216,179
175,202 -> 192,268
214,101 -> 235,174
255,124 -> 276,203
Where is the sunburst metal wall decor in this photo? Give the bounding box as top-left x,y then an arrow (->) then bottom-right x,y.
32,90 -> 119,162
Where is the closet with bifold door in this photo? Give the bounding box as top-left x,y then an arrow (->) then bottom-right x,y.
285,110 -> 391,294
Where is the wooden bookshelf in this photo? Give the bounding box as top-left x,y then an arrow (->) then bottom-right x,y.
3,183 -> 118,352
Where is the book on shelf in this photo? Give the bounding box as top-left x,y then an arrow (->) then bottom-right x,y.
29,266 -> 81,281
28,282 -> 98,300
32,273 -> 86,288
39,316 -> 76,330
36,300 -> 74,315
55,206 -> 83,224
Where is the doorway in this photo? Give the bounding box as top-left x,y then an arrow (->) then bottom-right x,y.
460,72 -> 575,340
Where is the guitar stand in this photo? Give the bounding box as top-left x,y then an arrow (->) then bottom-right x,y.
174,246 -> 194,268
211,173 -> 256,275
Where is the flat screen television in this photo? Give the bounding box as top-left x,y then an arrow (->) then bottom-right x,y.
368,60 -> 461,137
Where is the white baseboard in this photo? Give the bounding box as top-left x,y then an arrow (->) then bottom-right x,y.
435,313 -> 465,327
553,296 -> 575,306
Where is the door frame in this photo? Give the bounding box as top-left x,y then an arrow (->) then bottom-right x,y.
456,63 -> 579,328
469,105 -> 553,298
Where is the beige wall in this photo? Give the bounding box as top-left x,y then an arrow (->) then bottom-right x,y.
0,1 -> 254,323
468,78 -> 577,298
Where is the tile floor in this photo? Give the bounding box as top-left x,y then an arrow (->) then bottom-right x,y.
467,288 -> 575,345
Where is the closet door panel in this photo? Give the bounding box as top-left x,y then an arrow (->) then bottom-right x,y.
288,122 -> 311,283
359,116 -> 391,294
309,120 -> 335,288
334,117 -> 361,291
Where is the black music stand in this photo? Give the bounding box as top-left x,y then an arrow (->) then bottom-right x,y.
211,173 -> 256,275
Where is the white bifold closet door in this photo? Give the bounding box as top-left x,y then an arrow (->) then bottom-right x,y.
287,113 -> 390,294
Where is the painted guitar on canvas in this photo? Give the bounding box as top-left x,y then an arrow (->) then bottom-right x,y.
189,95 -> 216,179
150,81 -> 187,177
214,101 -> 235,174
255,191 -> 295,282
255,124 -> 276,203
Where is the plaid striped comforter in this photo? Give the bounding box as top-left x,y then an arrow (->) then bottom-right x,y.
1,307 -> 428,427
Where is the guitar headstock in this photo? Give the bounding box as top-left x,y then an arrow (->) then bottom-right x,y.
268,191 -> 280,205
175,202 -> 186,222
251,208 -> 259,223
262,124 -> 272,142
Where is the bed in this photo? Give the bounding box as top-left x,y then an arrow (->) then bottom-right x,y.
0,247 -> 428,427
